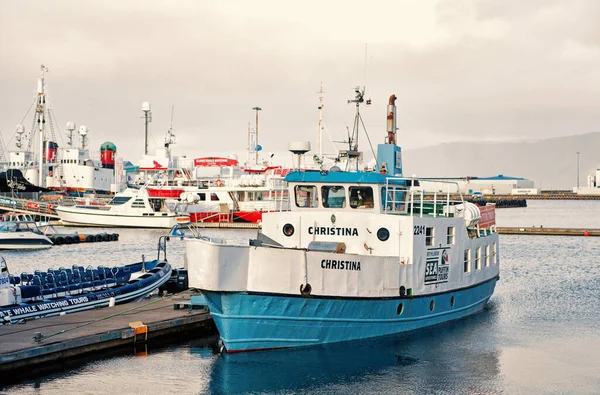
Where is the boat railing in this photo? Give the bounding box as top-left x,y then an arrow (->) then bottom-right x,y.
384,177 -> 466,218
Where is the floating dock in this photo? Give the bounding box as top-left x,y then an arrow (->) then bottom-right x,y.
0,294 -> 216,384
497,227 -> 600,236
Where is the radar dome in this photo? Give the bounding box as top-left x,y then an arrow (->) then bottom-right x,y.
79,125 -> 88,136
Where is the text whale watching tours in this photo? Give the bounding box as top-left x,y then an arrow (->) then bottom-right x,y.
183,92 -> 500,353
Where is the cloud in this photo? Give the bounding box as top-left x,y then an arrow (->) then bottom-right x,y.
1,0 -> 599,174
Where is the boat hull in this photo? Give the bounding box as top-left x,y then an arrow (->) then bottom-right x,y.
55,206 -> 188,228
0,262 -> 171,322
189,211 -> 264,223
202,277 -> 498,353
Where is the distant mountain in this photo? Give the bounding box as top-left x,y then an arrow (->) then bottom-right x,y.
401,132 -> 600,190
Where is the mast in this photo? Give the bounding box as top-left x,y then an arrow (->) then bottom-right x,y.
36,64 -> 48,188
142,102 -> 152,156
317,83 -> 325,157
252,106 -> 262,165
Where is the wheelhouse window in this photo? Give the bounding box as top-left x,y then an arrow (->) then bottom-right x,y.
492,242 -> 497,264
349,186 -> 374,209
447,226 -> 455,244
109,196 -> 132,205
464,249 -> 471,273
295,185 -> 319,208
485,245 -> 490,267
198,193 -> 206,201
475,246 -> 481,270
381,186 -> 407,213
131,199 -> 146,208
425,227 -> 434,246
210,193 -> 220,201
321,186 -> 346,208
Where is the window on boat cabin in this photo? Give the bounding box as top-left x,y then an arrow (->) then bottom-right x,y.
109,196 -> 132,205
475,246 -> 482,270
321,186 -> 346,208
425,227 -> 434,246
349,186 -> 374,209
199,193 -> 206,201
464,249 -> 471,273
492,242 -> 497,264
447,226 -> 455,244
211,193 -> 220,201
131,199 -> 146,208
381,186 -> 407,213
294,185 -> 319,208
485,245 -> 490,267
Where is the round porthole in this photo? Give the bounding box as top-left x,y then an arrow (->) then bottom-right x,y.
282,223 -> 294,237
399,286 -> 406,296
429,300 -> 435,311
397,303 -> 404,315
377,227 -> 390,241
450,296 -> 455,307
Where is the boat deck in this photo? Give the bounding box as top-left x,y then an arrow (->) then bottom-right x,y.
0,293 -> 216,383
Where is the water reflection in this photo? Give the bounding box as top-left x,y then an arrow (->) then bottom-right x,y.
193,304 -> 502,394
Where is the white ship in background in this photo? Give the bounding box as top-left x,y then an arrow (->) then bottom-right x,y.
1,65 -> 121,194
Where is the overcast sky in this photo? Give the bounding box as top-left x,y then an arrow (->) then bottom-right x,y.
1,0 -> 599,164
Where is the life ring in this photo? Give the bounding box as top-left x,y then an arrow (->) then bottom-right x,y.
27,201 -> 40,210
215,179 -> 223,187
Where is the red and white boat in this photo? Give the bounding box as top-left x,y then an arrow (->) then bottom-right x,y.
128,120 -> 291,224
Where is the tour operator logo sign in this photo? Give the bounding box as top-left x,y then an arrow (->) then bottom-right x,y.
424,248 -> 450,285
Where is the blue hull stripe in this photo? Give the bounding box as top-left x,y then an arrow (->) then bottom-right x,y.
202,277 -> 498,352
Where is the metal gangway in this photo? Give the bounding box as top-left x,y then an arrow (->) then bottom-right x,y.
0,196 -> 60,220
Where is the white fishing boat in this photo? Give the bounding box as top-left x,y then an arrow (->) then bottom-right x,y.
3,65 -> 119,194
54,187 -> 190,228
185,93 -> 500,353
0,221 -> 53,250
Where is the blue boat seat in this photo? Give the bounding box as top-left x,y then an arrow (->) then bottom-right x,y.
81,281 -> 93,290
55,285 -> 68,294
105,278 -> 117,287
32,275 -> 42,288
72,270 -> 82,283
93,279 -> 106,288
21,285 -> 41,299
42,288 -> 55,297
9,275 -> 20,285
68,284 -> 81,293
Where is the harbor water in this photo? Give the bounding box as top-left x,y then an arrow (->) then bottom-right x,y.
2,200 -> 600,394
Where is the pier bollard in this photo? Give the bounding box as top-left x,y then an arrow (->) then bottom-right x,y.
584,231 -> 590,237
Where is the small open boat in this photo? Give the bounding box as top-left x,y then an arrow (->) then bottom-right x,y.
0,240 -> 172,323
0,221 -> 53,250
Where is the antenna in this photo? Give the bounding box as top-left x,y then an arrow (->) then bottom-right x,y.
317,83 -> 325,157
170,105 -> 175,129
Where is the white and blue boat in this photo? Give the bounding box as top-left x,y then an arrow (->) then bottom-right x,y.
185,94 -> 500,353
0,239 -> 172,323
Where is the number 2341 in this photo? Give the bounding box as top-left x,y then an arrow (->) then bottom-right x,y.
413,225 -> 425,235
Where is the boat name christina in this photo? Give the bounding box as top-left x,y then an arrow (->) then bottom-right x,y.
321,259 -> 361,271
0,296 -> 90,318
309,227 -> 359,236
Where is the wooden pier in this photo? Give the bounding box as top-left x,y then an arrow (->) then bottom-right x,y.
0,294 -> 216,384
497,227 -> 600,236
